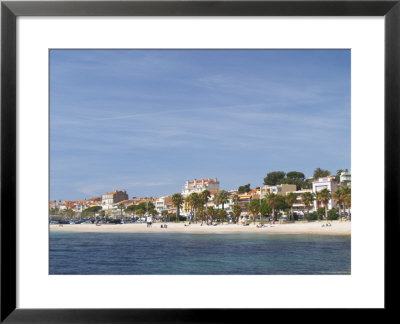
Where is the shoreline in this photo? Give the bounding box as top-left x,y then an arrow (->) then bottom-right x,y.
50,221 -> 351,236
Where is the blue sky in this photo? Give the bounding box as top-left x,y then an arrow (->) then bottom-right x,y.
50,49 -> 350,201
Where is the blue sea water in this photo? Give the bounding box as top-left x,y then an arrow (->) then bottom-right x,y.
49,232 -> 351,275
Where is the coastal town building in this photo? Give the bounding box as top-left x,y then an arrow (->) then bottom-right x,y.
286,189 -> 314,213
237,194 -> 252,209
118,199 -> 137,208
102,190 -> 129,210
312,176 -> 338,210
49,200 -> 62,210
340,171 -> 351,186
247,188 -> 261,198
155,196 -> 173,214
181,178 -> 220,197
260,184 -> 297,197
87,197 -> 102,207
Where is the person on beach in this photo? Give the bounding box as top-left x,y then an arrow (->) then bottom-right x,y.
146,215 -> 152,227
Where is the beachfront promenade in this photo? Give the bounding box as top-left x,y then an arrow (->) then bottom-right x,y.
50,220 -> 351,235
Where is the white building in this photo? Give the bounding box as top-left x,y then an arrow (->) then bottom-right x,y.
102,190 -> 128,210
312,176 -> 338,210
181,178 -> 220,197
155,196 -> 173,214
286,189 -> 314,213
340,171 -> 351,186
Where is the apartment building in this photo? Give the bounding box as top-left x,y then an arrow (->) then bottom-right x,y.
285,189 -> 314,213
312,176 -> 338,210
340,171 -> 351,186
181,178 -> 220,197
260,184 -> 297,197
155,196 -> 173,214
102,190 -> 129,210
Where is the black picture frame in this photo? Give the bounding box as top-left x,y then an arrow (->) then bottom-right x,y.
1,0 -> 398,322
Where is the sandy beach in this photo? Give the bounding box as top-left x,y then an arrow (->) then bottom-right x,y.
50,220 -> 351,235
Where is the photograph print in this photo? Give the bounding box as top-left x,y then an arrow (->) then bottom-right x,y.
49,49 -> 351,275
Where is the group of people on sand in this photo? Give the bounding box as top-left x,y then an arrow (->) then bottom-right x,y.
256,223 -> 268,228
322,223 -> 332,227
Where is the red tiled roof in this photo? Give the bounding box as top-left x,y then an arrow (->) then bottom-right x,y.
88,197 -> 101,201
104,191 -> 117,196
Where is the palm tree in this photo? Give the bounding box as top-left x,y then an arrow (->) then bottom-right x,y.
313,168 -> 330,179
206,206 -> 215,225
333,188 -> 345,221
118,203 -> 125,219
232,194 -> 239,205
232,204 -> 242,225
285,192 -> 297,222
301,192 -> 315,221
200,190 -> 211,218
247,199 -> 260,225
171,193 -> 184,223
218,209 -> 227,225
161,210 -> 168,222
315,189 -> 331,222
342,186 -> 351,220
215,190 -> 229,211
265,192 -> 279,224
187,192 -> 201,223
197,206 -> 206,225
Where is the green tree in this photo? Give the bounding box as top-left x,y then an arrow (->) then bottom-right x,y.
200,190 -> 211,206
118,203 -> 125,219
136,208 -> 145,219
328,208 -> 339,220
149,208 -> 157,217
307,211 -> 318,221
342,186 -> 351,220
206,206 -> 215,225
214,190 -> 229,210
197,206 -> 206,225
125,205 -> 136,214
232,194 -> 239,205
232,204 -> 242,224
190,193 -> 204,222
335,169 -> 345,183
265,192 -> 279,224
259,198 -> 272,217
276,195 -> 289,211
238,184 -> 251,194
313,168 -> 330,179
168,213 -> 176,222
285,192 -> 297,222
301,192 -> 315,221
316,207 -> 325,219
171,193 -> 184,222
247,199 -> 260,225
315,188 -> 331,222
218,209 -> 228,225
63,208 -> 75,219
162,210 -> 169,221
333,187 -> 345,221
82,206 -> 102,219
200,190 -> 211,223
286,171 -> 305,181
263,171 -> 286,186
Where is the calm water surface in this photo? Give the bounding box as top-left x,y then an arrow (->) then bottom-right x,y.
49,232 -> 351,275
